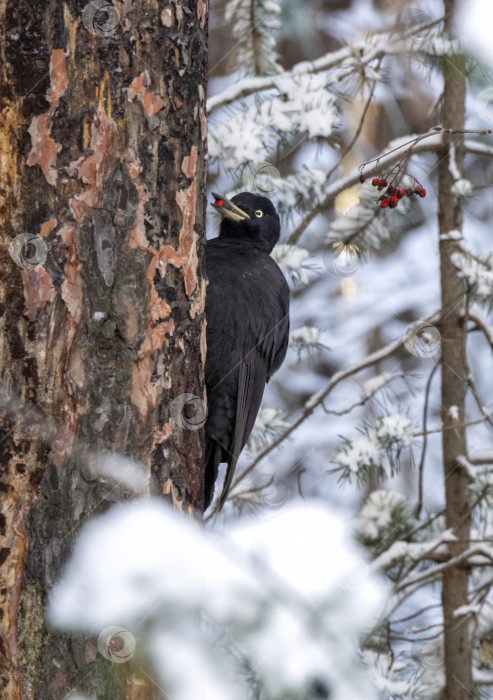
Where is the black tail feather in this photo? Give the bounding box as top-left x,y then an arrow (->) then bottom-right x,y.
204,440 -> 222,510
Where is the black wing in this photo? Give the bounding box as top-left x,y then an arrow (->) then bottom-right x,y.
204,239 -> 289,509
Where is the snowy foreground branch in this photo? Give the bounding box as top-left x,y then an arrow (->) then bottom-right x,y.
49,499 -> 386,700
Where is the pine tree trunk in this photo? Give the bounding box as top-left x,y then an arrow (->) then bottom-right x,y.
438,1 -> 472,696
0,0 -> 208,697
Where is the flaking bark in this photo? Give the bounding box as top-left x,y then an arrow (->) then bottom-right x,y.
0,0 -> 208,697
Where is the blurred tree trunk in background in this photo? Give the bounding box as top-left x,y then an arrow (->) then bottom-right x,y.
0,0 -> 207,697
438,0 -> 472,697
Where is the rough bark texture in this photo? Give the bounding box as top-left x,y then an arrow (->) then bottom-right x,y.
438,1 -> 473,697
0,0 -> 208,697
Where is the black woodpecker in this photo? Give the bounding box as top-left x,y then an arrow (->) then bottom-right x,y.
204,191 -> 290,510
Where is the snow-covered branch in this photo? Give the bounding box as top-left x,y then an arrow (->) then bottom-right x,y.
371,531 -> 456,573
49,499 -> 386,700
207,40 -> 378,114
287,134 -> 493,245
287,134 -> 444,244
225,0 -> 281,75
208,16 -> 450,114
231,310 -> 440,491
333,414 -> 416,484
396,544 -> 493,593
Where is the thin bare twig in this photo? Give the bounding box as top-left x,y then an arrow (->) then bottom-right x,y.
322,56 -> 384,187
417,360 -> 441,516
469,307 -> 493,353
467,374 -> 493,432
321,371 -> 404,417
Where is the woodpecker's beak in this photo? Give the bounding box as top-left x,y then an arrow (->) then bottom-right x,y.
211,192 -> 250,221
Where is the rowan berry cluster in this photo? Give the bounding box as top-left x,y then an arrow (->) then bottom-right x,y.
358,173 -> 426,208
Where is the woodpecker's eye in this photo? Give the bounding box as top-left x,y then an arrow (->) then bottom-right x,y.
255,210 -> 264,218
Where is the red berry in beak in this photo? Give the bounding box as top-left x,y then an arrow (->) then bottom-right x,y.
215,199 -> 225,207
